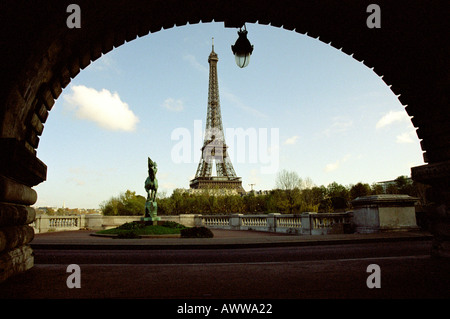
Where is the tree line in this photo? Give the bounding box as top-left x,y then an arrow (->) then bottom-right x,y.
100,171 -> 425,216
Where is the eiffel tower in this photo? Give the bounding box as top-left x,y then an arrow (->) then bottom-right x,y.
189,40 -> 244,194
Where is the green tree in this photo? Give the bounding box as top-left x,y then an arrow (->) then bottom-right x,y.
122,190 -> 146,215
224,195 -> 244,214
156,196 -> 172,215
249,192 -> 268,214
350,182 -> 371,200
385,183 -> 399,194
100,196 -> 120,216
56,208 -> 67,215
395,175 -> 415,196
264,190 -> 279,214
311,186 -> 327,204
169,189 -> 188,215
206,194 -> 219,214
100,190 -> 146,216
275,169 -> 303,190
318,198 -> 334,213
370,183 -> 384,195
330,196 -> 348,212
274,170 -> 305,214
299,186 -> 325,212
326,182 -> 349,200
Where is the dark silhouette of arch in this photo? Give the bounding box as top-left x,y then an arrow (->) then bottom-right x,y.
0,0 -> 449,282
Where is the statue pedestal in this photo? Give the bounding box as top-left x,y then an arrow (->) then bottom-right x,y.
140,216 -> 161,225
142,200 -> 160,225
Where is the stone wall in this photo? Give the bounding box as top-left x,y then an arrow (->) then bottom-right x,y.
0,140 -> 45,283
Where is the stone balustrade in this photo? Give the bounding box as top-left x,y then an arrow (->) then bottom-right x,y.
200,213 -> 352,235
33,195 -> 420,237
32,212 -> 353,235
195,212 -> 352,235
31,195 -> 420,236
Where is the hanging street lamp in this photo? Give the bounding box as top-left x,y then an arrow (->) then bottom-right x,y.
231,25 -> 254,68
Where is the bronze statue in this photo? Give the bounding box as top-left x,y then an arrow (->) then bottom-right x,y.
144,157 -> 159,220
145,157 -> 158,202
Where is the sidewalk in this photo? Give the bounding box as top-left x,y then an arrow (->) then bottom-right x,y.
30,228 -> 433,249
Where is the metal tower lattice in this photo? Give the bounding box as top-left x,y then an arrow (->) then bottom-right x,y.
190,41 -> 243,193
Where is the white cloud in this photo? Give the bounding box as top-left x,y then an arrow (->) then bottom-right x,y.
284,135 -> 299,145
324,162 -> 340,173
221,88 -> 268,119
248,169 -> 262,185
267,144 -> 280,155
64,85 -> 139,132
161,182 -> 177,190
323,117 -> 353,136
182,54 -> 267,119
183,54 -> 208,74
92,55 -> 118,72
324,154 -> 351,172
376,110 -> 410,129
66,177 -> 85,186
163,98 -> 184,112
396,131 -> 416,144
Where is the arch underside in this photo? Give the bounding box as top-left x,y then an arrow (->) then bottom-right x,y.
0,0 -> 449,179
0,1 -> 449,280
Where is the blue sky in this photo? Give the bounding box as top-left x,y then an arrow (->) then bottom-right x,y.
34,22 -> 424,209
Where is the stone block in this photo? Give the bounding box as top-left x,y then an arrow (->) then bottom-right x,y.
0,174 -> 38,205
230,214 -> 243,230
0,138 -> 47,187
0,225 -> 34,253
267,213 -> 280,232
0,202 -> 36,227
84,214 -> 103,230
179,214 -> 196,227
35,101 -> 49,123
300,213 -> 312,235
352,195 -> 419,233
0,245 -> 34,283
194,215 -> 204,227
30,113 -> 44,135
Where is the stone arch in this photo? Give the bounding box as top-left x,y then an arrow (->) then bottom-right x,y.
1,0 -> 449,282
1,1 -> 449,162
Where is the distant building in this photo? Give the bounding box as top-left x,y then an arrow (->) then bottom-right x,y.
176,188 -> 241,196
174,188 -> 271,197
34,206 -> 101,215
36,206 -> 57,214
376,177 -> 412,193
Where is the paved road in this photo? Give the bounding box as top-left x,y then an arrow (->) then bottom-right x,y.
33,240 -> 433,264
2,237 -> 449,300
